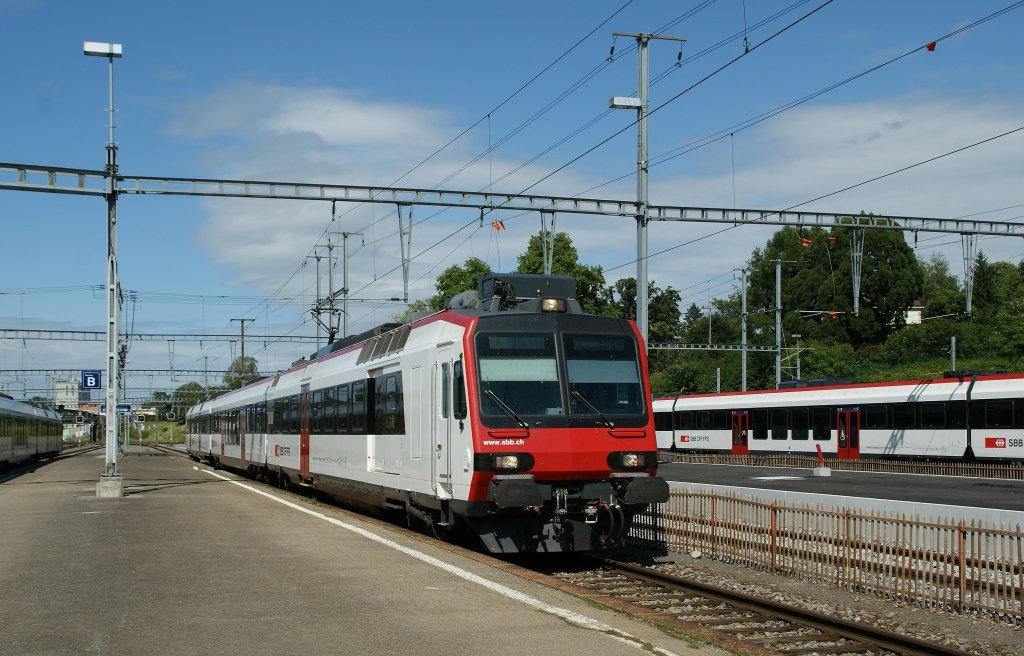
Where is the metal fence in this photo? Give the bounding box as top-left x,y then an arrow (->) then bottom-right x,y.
658,451 -> 1024,480
631,490 -> 1023,623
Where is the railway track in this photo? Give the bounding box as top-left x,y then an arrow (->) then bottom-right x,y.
545,556 -> 975,656
148,445 -> 984,655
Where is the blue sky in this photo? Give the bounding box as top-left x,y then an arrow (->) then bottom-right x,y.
1,0 -> 1022,402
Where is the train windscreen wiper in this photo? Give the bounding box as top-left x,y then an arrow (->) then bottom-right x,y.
570,386 -> 615,428
484,388 -> 530,430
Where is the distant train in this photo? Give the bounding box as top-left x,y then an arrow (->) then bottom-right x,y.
653,373 -> 1024,461
0,393 -> 63,469
187,274 -> 669,553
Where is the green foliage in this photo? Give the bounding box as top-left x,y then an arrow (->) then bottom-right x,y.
515,231 -> 607,314
223,355 -> 260,390
395,224 -> 1020,392
173,381 -> 208,414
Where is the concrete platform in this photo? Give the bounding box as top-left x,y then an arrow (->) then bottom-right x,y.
0,446 -> 716,656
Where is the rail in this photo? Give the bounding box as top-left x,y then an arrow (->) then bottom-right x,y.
631,489 -> 1023,623
659,450 -> 1024,480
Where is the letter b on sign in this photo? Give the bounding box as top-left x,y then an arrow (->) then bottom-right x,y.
81,370 -> 102,390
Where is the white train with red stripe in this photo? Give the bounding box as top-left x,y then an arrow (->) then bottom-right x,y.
186,274 -> 668,553
0,393 -> 63,469
653,373 -> 1024,461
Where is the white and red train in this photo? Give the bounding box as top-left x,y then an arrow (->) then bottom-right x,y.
653,373 -> 1024,462
187,274 -> 668,553
0,393 -> 63,469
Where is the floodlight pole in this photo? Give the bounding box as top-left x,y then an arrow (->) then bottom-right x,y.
85,41 -> 123,492
610,32 -> 685,352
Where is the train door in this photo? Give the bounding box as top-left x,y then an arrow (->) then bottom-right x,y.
731,411 -> 750,455
239,407 -> 247,470
300,384 -> 311,478
836,407 -> 860,460
432,346 -> 454,499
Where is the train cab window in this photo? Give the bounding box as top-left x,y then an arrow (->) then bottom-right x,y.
695,410 -> 711,429
477,333 -> 561,420
751,408 -> 768,440
791,407 -> 809,440
862,404 -> 888,429
891,403 -> 915,429
564,334 -> 643,417
919,402 -> 945,429
812,406 -> 831,440
985,400 -> 1014,428
712,410 -> 728,430
770,408 -> 788,440
674,410 -> 693,430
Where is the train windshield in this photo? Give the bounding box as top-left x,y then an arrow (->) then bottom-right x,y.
564,334 -> 644,417
477,333 -> 563,418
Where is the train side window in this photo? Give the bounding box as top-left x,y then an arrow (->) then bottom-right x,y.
891,403 -> 915,429
712,410 -> 728,430
322,386 -> 336,434
674,410 -> 693,430
812,406 -> 831,440
653,410 -> 672,432
696,410 -> 711,429
770,408 -> 788,440
337,384 -> 350,434
453,357 -> 467,420
919,402 -> 945,429
985,400 -> 1014,428
945,401 -> 965,429
351,381 -> 366,434
312,390 -> 323,434
441,362 -> 450,419
751,409 -> 768,440
791,407 -> 809,440
862,404 -> 888,429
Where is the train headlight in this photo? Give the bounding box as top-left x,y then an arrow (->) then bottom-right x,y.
474,452 -> 535,472
493,455 -> 520,470
608,451 -> 655,469
540,298 -> 566,312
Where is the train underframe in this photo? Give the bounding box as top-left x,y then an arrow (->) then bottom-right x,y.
191,449 -> 669,554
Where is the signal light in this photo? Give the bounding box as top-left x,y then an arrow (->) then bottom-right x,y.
829,310 -> 838,319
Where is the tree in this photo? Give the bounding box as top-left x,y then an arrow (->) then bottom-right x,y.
223,355 -> 259,390
602,277 -> 682,343
173,381 -> 207,413
920,253 -> 963,318
515,230 -> 607,314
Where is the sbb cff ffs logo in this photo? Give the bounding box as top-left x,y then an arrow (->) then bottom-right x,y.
987,437 -> 1024,448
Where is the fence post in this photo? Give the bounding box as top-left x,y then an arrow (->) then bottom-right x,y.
770,502 -> 777,573
711,494 -> 717,552
957,519 -> 966,614
844,510 -> 852,591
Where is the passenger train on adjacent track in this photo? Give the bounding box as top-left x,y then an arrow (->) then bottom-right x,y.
0,393 -> 63,469
653,373 -> 1024,462
186,274 -> 669,553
